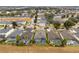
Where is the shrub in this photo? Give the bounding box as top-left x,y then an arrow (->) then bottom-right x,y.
16,35 -> 21,46
5,39 -> 16,45
61,38 -> 68,47
52,38 -> 67,47
53,22 -> 61,29
19,40 -> 25,46
53,40 -> 62,47
46,39 -> 50,44
0,38 -> 6,44
24,35 -> 28,40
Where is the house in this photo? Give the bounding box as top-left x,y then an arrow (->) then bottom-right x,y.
21,28 -> 33,40
0,28 -> 11,39
32,16 -> 47,27
6,29 -> 24,40
34,30 -> 46,44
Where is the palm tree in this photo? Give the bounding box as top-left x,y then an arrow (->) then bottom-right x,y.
44,27 -> 50,44
31,9 -> 38,43
29,29 -> 36,44
53,22 -> 64,40
53,22 -> 67,47
64,17 -> 78,30
11,21 -> 17,29
4,25 -> 7,29
34,10 -> 38,25
63,17 -> 79,46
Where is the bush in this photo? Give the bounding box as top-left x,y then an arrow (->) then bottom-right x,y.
29,39 -> 35,44
51,38 -> 67,47
16,35 -> 21,46
53,40 -> 62,47
5,39 -> 16,45
61,38 -> 67,47
53,22 -> 61,29
24,35 -> 28,40
19,40 -> 25,46
46,39 -> 50,44
0,38 -> 6,44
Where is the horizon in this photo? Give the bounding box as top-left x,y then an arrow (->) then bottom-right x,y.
0,6 -> 79,10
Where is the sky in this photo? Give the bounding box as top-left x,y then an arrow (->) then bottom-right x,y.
0,0 -> 79,6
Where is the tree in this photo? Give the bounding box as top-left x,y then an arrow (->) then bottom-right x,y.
53,22 -> 61,30
4,25 -> 7,29
45,29 -> 50,44
44,26 -> 50,44
55,8 -> 61,14
24,35 -> 28,40
53,22 -> 64,40
61,38 -> 67,47
25,21 -> 28,25
23,25 -> 26,30
27,10 -> 35,18
12,21 -> 17,29
34,10 -> 38,24
29,31 -> 36,44
64,18 -> 76,30
44,13 -> 54,24
69,17 -> 78,23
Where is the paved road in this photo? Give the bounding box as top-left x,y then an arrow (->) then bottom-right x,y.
60,30 -> 74,40
21,28 -> 33,40
74,28 -> 79,37
60,29 -> 79,44
48,29 -> 60,40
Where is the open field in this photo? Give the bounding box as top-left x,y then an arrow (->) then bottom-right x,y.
0,45 -> 79,53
